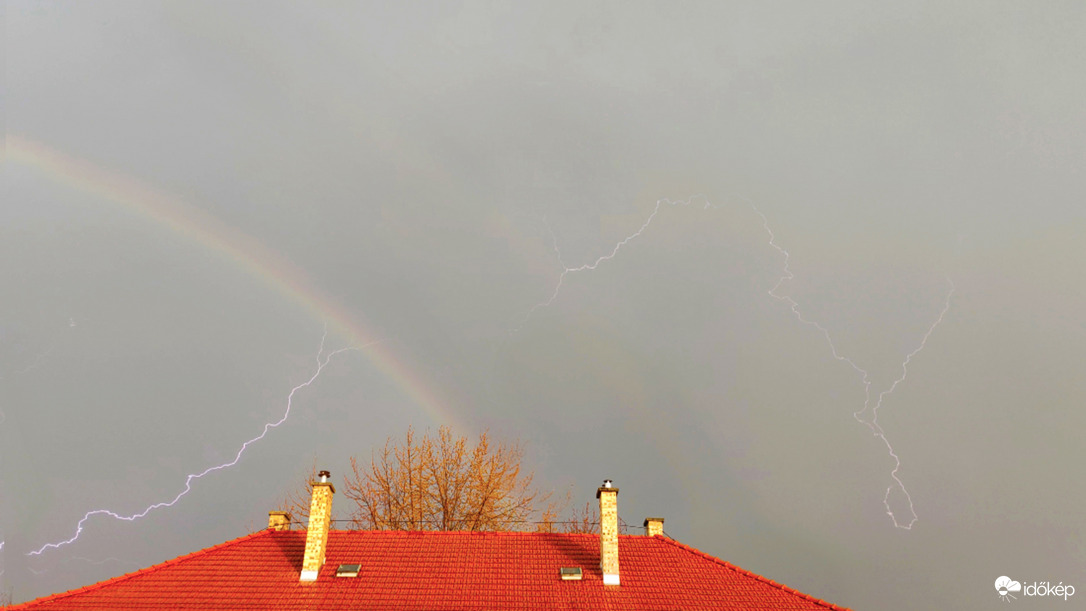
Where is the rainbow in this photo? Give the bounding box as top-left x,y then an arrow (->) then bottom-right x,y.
8,134 -> 460,430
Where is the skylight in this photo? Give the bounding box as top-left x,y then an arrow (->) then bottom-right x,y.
336,564 -> 361,578
559,567 -> 583,581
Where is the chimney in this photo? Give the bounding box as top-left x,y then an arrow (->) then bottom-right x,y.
268,511 -> 292,531
596,479 -> 620,586
300,470 -> 335,582
643,517 -> 664,537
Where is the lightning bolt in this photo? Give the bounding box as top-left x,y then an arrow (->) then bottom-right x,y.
518,195 -> 953,529
754,206 -> 954,529
518,195 -> 713,327
27,330 -> 369,556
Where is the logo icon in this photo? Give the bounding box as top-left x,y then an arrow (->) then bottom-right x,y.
996,576 -> 1022,602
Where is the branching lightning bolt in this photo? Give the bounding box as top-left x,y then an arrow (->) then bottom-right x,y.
518,195 -> 953,529
519,195 -> 713,327
754,206 -> 953,529
27,330 -> 369,556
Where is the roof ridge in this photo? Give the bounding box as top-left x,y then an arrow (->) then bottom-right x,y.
11,529 -> 275,609
651,535 -> 852,611
325,529 -> 599,537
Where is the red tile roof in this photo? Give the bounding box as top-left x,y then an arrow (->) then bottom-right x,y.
13,530 -> 849,610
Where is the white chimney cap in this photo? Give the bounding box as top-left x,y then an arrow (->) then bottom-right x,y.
602,479 -> 613,488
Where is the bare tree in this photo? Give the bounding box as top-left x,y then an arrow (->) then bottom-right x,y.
275,461 -> 318,524
343,426 -> 550,531
557,500 -> 600,534
276,427 -> 611,533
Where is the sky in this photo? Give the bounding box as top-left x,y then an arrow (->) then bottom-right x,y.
2,1 -> 1084,608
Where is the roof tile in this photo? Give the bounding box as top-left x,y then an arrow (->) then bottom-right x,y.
13,530 -> 849,610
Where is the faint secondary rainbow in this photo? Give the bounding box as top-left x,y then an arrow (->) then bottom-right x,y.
8,134 -> 461,431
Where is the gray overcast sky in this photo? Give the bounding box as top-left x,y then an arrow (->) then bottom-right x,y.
3,2 -> 1084,608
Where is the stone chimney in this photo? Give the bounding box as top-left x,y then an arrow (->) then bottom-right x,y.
268,511 -> 292,531
596,479 -> 620,586
300,470 -> 335,582
643,516 -> 664,537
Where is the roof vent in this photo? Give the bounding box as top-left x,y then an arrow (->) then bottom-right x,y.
559,567 -> 583,581
336,564 -> 361,578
